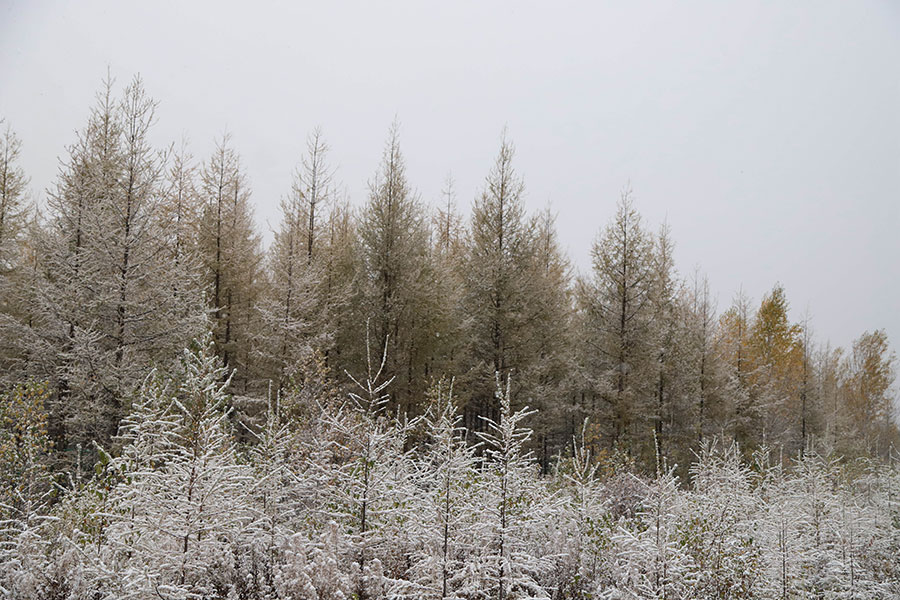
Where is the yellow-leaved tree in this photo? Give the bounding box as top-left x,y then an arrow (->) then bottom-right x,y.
841,329 -> 898,456
0,381 -> 53,530
746,285 -> 804,451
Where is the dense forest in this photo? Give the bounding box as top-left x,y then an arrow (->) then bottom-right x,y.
0,75 -> 898,599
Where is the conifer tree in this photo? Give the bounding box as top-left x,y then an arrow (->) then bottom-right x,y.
648,223 -> 686,466
322,195 -> 361,375
685,442 -> 762,598
27,76 -> 206,460
525,207 -> 574,468
686,273 -> 718,444
0,121 -> 34,382
197,134 -> 263,391
102,333 -> 255,598
463,134 -> 553,433
319,328 -> 417,598
841,329 -> 898,456
815,343 -> 848,452
425,175 -> 468,398
747,285 -> 804,452
160,140 -> 202,275
258,129 -> 335,390
581,190 -> 656,461
354,123 -> 439,414
401,380 -> 481,599
0,120 -> 29,270
718,289 -> 758,452
474,376 -> 549,600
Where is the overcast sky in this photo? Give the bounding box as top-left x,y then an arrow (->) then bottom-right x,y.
1,1 -> 898,355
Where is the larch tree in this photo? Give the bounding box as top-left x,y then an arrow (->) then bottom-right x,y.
29,75 -> 206,461
719,288 -> 753,381
647,222 -> 688,467
0,120 -> 29,270
101,334 -> 255,598
426,174 -> 468,392
841,329 -> 898,456
717,289 -> 757,452
318,330 -> 417,599
816,343 -> 847,449
259,128 -> 335,391
747,285 -> 803,452
402,380 -> 481,600
463,133 -> 543,430
685,442 -> 762,599
160,139 -> 202,275
581,190 -> 656,462
0,121 -> 33,381
686,272 -> 716,444
524,207 -> 574,469
434,173 -> 464,259
474,376 -> 549,600
796,315 -> 821,455
197,134 -> 264,392
354,123 -> 439,415
30,78 -> 121,452
683,271 -> 741,455
322,194 -> 360,377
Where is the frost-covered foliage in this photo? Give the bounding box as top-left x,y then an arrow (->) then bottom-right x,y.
2,337 -> 900,600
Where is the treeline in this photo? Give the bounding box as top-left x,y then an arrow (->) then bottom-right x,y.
0,74 -> 897,480
1,344 -> 899,598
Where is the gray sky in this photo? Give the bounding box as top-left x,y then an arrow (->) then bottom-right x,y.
1,1 -> 898,356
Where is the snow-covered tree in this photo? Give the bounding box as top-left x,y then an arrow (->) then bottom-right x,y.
473,376 -> 550,599
606,469 -> 696,600
580,190 -> 656,462
257,128 -> 335,391
27,75 -> 206,464
547,420 -> 614,598
316,326 -> 418,598
96,333 -> 255,598
399,380 -> 482,599
197,133 -> 264,391
0,120 -> 29,271
684,442 -> 762,599
351,123 -> 443,416
463,134 -> 539,430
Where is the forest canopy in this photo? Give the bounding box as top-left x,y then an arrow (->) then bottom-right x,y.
0,75 -> 898,599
